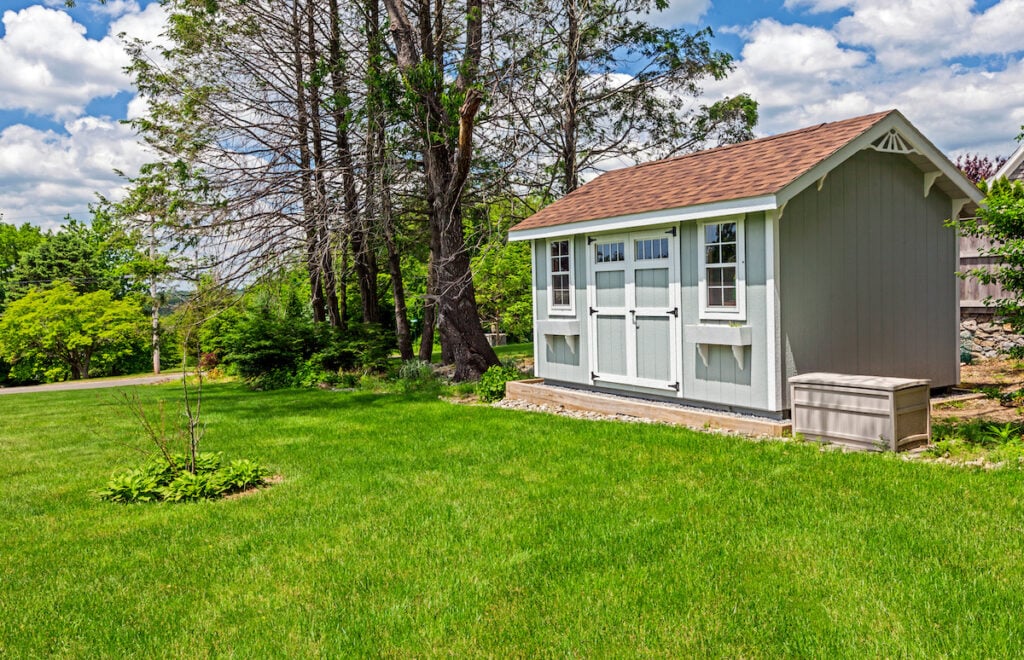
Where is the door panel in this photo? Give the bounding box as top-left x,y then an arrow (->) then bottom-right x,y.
596,315 -> 628,376
635,268 -> 670,307
595,270 -> 626,307
635,316 -> 671,381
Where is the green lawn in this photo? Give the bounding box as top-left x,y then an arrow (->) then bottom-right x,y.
425,341 -> 534,364
3,383 -> 1024,655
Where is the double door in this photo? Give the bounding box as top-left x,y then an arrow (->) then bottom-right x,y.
587,228 -> 680,392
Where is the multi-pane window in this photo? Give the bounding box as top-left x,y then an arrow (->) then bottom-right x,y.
635,237 -> 669,260
704,221 -> 738,308
550,239 -> 572,309
595,241 -> 625,263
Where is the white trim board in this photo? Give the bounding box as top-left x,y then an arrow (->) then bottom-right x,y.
508,195 -> 777,242
994,142 -> 1024,180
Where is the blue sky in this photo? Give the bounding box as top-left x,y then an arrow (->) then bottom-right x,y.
1,0 -> 1022,228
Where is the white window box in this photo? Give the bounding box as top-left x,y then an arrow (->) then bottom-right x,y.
685,324 -> 751,370
537,319 -> 581,353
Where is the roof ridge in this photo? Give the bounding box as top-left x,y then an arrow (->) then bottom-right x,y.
626,109 -> 896,172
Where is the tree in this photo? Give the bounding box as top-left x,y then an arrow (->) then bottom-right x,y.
0,221 -> 43,311
956,153 -> 1008,184
0,282 -> 145,381
473,240 -> 533,340
960,178 -> 1024,331
493,0 -> 757,197
382,0 -> 502,379
8,215 -> 140,302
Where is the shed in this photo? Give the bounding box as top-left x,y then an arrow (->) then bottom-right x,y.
508,110 -> 984,418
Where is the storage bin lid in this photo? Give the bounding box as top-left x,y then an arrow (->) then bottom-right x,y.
789,372 -> 931,391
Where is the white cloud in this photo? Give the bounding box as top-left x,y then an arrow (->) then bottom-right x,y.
785,0 -> 1024,69
109,1 -> 169,50
0,3 -> 167,121
89,0 -> 142,19
702,5 -> 1024,159
638,0 -> 711,27
0,6 -> 131,119
0,118 -> 152,228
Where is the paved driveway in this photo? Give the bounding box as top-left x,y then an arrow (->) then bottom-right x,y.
0,374 -> 177,396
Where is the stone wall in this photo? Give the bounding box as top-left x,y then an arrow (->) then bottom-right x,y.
961,312 -> 1024,360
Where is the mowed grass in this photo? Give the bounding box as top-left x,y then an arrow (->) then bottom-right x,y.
2,384 -> 1024,656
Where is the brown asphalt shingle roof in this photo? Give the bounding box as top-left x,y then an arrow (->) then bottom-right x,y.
510,110 -> 895,233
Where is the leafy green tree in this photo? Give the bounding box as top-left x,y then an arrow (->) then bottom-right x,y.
473,241 -> 533,341
960,178 -> 1024,331
0,282 -> 145,381
0,222 -> 44,311
8,216 -> 141,302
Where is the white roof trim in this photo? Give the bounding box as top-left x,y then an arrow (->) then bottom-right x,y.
777,111 -> 984,209
994,142 -> 1024,180
508,195 -> 777,241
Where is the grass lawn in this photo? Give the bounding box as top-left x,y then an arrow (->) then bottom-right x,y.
3,383 -> 1024,655
426,341 -> 534,364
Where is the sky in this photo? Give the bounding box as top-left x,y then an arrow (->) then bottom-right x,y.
0,0 -> 1022,229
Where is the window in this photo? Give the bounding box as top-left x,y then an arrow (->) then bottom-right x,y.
635,237 -> 669,261
698,217 -> 745,319
595,241 -> 624,263
548,239 -> 574,314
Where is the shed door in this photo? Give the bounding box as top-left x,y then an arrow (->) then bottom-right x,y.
588,229 -> 679,392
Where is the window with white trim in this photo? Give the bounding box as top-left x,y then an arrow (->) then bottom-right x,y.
698,217 -> 745,319
548,238 -> 575,315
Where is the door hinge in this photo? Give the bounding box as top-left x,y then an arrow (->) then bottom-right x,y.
591,371 -> 598,381
670,381 -> 680,392
587,236 -> 596,245
665,227 -> 677,237
667,307 -> 678,317
589,306 -> 597,316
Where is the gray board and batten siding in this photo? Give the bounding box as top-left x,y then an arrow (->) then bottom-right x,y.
778,148 -> 958,408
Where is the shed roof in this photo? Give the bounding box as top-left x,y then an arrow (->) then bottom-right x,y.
994,141 -> 1024,182
509,109 -> 982,239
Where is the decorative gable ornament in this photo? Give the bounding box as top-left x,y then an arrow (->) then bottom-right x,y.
870,129 -> 918,155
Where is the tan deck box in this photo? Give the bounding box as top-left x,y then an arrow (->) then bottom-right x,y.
789,373 -> 931,451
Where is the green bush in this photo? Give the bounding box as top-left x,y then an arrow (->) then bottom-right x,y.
100,452 -> 270,504
395,359 -> 439,394
478,364 -> 521,403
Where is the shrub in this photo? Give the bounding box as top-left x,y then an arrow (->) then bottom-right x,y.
478,364 -> 521,402
97,469 -> 164,503
395,359 -> 439,393
100,452 -> 270,504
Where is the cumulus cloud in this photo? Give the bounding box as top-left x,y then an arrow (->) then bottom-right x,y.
0,6 -> 132,120
0,116 -> 152,229
784,0 -> 1024,69
704,3 -> 1024,159
637,0 -> 711,27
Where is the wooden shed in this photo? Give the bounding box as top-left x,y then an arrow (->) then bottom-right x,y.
508,110 -> 984,418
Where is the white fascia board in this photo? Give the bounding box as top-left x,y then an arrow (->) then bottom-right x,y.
508,194 -> 777,241
994,142 -> 1024,180
776,111 -> 985,209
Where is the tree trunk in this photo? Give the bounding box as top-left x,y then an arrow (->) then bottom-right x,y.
290,0 -> 327,323
561,0 -> 581,194
418,240 -> 437,362
150,227 -> 160,375
304,3 -> 341,327
329,0 -> 378,325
